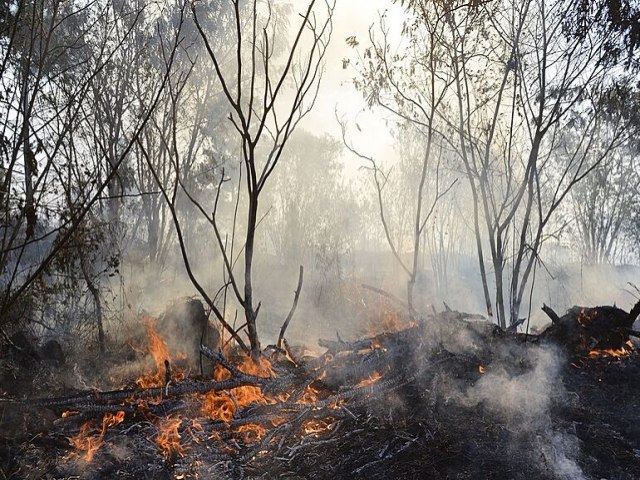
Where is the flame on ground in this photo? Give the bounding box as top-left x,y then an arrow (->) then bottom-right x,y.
299,382 -> 321,403
200,356 -> 275,423
588,340 -> 636,358
67,321 -> 349,461
356,371 -> 383,388
303,419 -> 334,436
67,410 -> 125,462
156,416 -> 185,459
136,318 -> 186,389
236,423 -> 267,442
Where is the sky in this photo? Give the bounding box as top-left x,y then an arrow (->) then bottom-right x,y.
299,0 -> 405,174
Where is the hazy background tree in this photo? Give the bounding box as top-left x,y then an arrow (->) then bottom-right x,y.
1,0 -> 639,355
0,0 -> 185,348
342,0 -> 636,328
144,0 -> 335,355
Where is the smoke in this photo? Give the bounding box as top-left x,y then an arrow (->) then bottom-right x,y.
465,346 -> 561,422
460,345 -> 585,479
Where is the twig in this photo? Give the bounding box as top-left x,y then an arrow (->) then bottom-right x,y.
200,345 -> 243,378
360,283 -> 409,311
278,265 -> 304,350
625,328 -> 640,339
0,327 -> 21,353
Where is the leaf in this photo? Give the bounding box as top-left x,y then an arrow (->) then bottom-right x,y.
345,36 -> 359,48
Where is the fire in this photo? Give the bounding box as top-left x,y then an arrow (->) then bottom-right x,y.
236,423 -> 267,442
355,371 -> 383,388
380,310 -> 405,333
155,416 -> 185,459
147,319 -> 172,369
360,295 -> 406,336
136,318 -> 186,389
201,355 -> 275,422
588,340 -> 635,358
303,419 -> 334,436
200,392 -> 235,422
67,411 -> 125,462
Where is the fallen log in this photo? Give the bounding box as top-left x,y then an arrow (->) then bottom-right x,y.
16,373 -> 276,410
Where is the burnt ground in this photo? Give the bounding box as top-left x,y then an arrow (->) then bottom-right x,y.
0,310 -> 639,480
562,355 -> 640,479
246,348 -> 640,480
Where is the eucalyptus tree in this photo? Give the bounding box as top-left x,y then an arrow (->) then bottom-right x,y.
0,0 -> 186,348
568,83 -> 640,264
145,0 -> 335,356
342,5 -> 457,315
348,0 -> 633,327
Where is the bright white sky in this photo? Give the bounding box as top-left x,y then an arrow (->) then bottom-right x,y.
299,0 -> 406,174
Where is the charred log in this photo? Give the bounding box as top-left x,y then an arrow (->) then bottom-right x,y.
541,302 -> 638,355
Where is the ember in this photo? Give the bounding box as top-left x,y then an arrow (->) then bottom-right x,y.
2,300 -> 640,479
588,340 -> 636,358
67,410 -> 125,462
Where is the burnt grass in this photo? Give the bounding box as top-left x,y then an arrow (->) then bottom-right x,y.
247,349 -> 640,479
1,308 -> 639,479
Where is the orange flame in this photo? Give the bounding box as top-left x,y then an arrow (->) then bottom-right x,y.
200,355 -> 275,422
135,318 -> 186,389
299,383 -> 321,403
236,423 -> 267,442
201,392 -> 235,422
67,411 -> 125,462
155,416 -> 185,459
303,419 -> 333,436
588,340 -> 635,358
355,371 -> 383,388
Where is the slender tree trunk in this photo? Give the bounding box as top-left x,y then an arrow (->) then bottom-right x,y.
81,254 -> 105,353
245,192 -> 260,356
22,60 -> 36,240
447,23 -> 493,320
494,258 -> 506,329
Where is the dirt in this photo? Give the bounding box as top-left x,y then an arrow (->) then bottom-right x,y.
1,307 -> 639,480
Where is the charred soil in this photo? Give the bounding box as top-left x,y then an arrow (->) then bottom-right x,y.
1,303 -> 639,479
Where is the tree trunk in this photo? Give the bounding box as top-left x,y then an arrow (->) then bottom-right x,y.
81,254 -> 105,353
22,61 -> 36,240
245,192 -> 260,357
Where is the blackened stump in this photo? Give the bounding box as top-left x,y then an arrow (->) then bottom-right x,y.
157,298 -> 220,365
541,300 -> 640,355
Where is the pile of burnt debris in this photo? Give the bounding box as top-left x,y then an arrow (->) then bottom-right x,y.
1,299 -> 639,479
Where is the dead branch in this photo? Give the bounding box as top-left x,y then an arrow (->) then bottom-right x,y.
23,375 -> 277,410
278,265 -> 304,350
360,283 -> 409,311
628,298 -> 640,325
542,304 -> 561,324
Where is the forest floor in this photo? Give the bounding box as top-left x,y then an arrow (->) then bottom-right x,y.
0,305 -> 639,479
